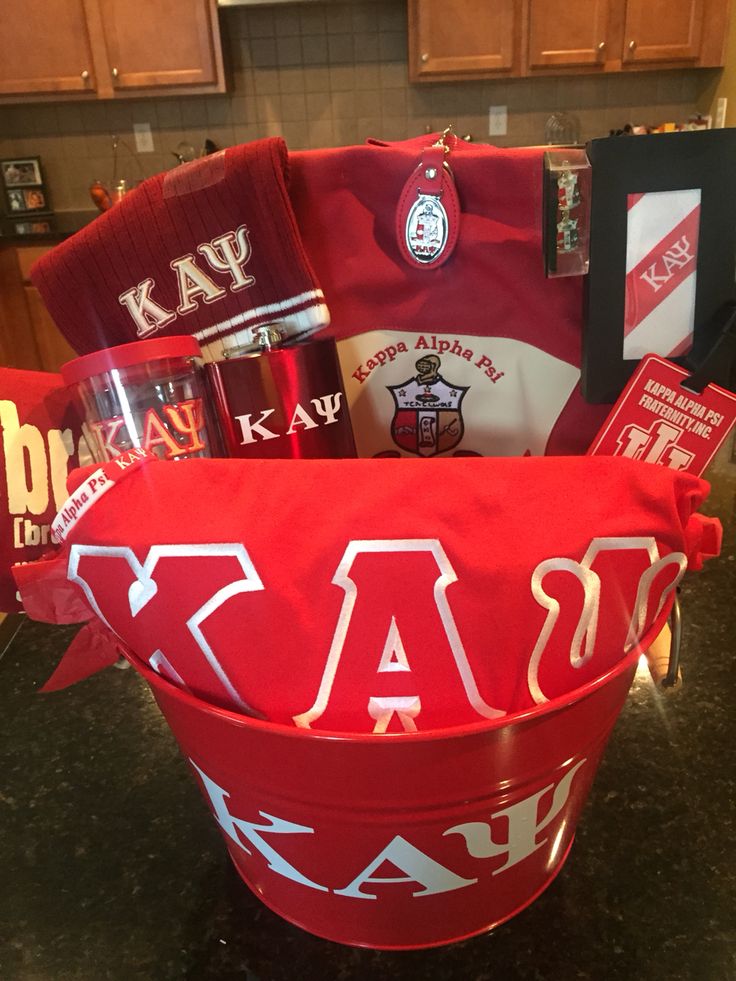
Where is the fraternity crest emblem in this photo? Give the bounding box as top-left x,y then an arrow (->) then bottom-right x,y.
395,131 -> 460,269
557,168 -> 580,210
556,214 -> 579,253
405,195 -> 449,265
388,355 -> 468,456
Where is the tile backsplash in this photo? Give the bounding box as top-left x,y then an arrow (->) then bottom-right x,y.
0,0 -> 716,212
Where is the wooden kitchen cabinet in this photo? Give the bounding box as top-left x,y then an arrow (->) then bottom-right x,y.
23,284 -> 77,373
0,0 -> 97,97
0,0 -> 225,102
95,0 -> 221,92
528,0 -> 710,72
409,0 -> 522,80
527,0 -> 614,70
409,0 -> 729,81
621,0 -> 704,65
0,245 -> 76,373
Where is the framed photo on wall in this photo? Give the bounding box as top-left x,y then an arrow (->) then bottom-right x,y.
1,157 -> 42,187
12,219 -> 53,235
1,156 -> 51,217
582,130 -> 736,403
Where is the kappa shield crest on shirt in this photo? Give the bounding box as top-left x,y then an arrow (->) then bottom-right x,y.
388,355 -> 468,456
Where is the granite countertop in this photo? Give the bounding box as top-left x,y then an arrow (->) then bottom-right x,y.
1,449 -> 734,981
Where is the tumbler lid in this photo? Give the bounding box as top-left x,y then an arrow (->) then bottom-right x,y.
61,336 -> 203,386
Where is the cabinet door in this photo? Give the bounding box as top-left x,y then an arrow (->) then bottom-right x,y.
409,0 -> 519,79
0,0 -> 96,96
528,0 -> 612,69
25,288 -> 78,373
96,0 -> 217,90
14,247 -> 77,373
623,0 -> 704,63
0,249 -> 41,370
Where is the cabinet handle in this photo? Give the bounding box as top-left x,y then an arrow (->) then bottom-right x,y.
597,41 -> 606,51
111,67 -> 119,80
81,70 -> 90,80
421,52 -> 429,63
628,40 -> 637,52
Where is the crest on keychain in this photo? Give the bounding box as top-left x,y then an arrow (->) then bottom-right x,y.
388,355 -> 468,456
557,168 -> 580,210
405,195 -> 449,264
396,127 -> 460,269
557,214 -> 579,253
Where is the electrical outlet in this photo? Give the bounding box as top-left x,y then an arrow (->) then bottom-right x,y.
133,122 -> 154,153
489,105 -> 508,137
715,97 -> 728,129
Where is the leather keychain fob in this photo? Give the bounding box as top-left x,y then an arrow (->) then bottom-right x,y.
396,129 -> 460,269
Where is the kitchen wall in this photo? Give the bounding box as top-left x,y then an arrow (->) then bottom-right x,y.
0,0 -> 717,213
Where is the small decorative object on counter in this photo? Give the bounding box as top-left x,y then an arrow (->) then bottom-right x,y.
89,179 -> 113,213
88,178 -> 132,212
544,111 -> 581,146
207,334 -> 356,459
61,336 -> 219,463
543,148 -> 591,278
113,178 -> 128,204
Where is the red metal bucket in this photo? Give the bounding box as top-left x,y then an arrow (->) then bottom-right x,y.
136,645 -> 641,950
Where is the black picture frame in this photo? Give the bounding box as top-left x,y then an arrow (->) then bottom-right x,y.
1,156 -> 43,188
13,219 -> 53,235
6,186 -> 49,215
582,130 -> 736,403
1,155 -> 51,219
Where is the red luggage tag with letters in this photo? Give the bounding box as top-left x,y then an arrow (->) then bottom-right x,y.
396,128 -> 460,269
588,353 -> 736,475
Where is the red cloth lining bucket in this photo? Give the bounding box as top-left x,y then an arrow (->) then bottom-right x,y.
134,642 -> 643,950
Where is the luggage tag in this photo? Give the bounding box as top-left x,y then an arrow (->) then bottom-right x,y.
588,353 -> 736,475
396,126 -> 460,269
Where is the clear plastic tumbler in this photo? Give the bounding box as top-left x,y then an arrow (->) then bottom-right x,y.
61,336 -> 218,463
